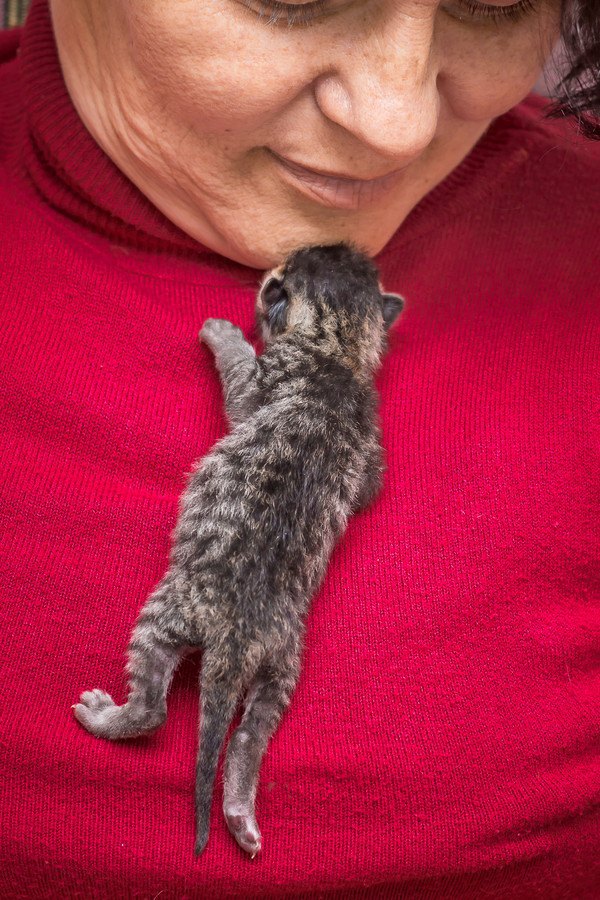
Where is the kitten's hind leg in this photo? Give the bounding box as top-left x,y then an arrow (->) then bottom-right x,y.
195,652 -> 244,856
73,581 -> 186,740
223,651 -> 300,857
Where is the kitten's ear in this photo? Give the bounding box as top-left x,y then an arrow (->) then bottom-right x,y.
260,276 -> 289,335
382,293 -> 404,330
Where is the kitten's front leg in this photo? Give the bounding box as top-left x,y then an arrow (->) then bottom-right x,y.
200,319 -> 258,426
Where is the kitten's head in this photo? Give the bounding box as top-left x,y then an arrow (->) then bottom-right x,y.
257,243 -> 404,375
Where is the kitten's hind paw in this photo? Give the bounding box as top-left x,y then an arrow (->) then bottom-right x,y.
73,688 -> 166,740
72,688 -> 117,737
225,810 -> 262,858
77,688 -> 115,711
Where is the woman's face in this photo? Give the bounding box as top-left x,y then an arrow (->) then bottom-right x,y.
53,0 -> 560,268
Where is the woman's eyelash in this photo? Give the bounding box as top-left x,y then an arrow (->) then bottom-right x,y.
249,0 -> 327,27
248,0 -> 540,27
457,0 -> 539,23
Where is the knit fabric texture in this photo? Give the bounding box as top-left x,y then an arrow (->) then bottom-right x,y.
0,2 -> 599,897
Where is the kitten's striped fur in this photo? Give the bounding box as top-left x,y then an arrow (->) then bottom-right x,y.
73,243 -> 404,857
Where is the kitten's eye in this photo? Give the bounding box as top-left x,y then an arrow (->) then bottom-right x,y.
261,276 -> 289,334
261,276 -> 289,308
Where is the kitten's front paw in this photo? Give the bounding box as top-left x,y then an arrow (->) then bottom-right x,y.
200,318 -> 241,350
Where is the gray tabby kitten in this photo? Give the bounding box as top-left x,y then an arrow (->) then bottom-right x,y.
73,243 -> 404,858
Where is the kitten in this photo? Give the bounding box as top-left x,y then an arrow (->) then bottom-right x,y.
73,242 -> 404,858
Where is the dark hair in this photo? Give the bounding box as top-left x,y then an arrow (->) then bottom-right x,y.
548,0 -> 600,139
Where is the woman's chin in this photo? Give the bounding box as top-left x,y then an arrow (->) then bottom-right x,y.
199,221 -> 398,270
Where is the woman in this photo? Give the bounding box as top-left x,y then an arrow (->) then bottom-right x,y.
0,0 -> 598,896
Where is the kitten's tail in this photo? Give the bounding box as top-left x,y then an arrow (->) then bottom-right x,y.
194,651 -> 247,856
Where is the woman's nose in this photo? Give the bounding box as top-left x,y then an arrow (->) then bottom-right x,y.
313,13 -> 439,165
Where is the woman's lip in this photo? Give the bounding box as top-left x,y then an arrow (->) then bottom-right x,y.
268,150 -> 404,211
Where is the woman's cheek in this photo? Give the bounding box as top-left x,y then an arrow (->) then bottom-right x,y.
123,3 -> 309,135
442,69 -> 537,124
436,5 -> 560,123
439,46 -> 552,122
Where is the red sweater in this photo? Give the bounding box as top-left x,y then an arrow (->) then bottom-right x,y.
1,2 -> 599,897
